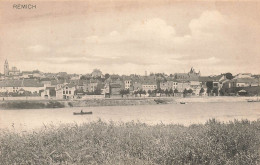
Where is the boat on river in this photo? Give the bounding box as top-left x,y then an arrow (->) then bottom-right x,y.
73,110 -> 93,115
180,102 -> 187,104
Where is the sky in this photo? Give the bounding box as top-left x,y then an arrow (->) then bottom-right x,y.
0,0 -> 260,76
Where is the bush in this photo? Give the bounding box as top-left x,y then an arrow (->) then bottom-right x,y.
0,102 -> 45,109
68,102 -> 73,107
0,101 -> 65,109
46,101 -> 65,108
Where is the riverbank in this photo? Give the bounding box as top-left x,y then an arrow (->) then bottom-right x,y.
176,96 -> 259,103
0,98 -> 175,109
0,101 -> 65,109
0,96 -> 258,109
1,119 -> 259,164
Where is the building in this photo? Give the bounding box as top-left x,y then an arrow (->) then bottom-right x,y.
160,78 -> 178,90
8,67 -> 20,76
41,87 -> 56,98
140,76 -> 157,92
110,83 -> 122,96
0,79 -> 44,94
4,60 -> 20,77
124,79 -> 132,89
174,67 -> 200,81
232,78 -> 258,87
234,73 -> 252,79
176,81 -> 191,92
102,83 -> 110,97
56,84 -> 76,99
198,75 -> 227,96
4,59 -> 9,76
160,81 -> 173,91
21,70 -> 42,78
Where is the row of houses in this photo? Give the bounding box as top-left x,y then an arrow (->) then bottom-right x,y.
0,67 -> 259,99
0,79 -> 44,94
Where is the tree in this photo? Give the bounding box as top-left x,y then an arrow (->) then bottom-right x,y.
174,89 -> 178,93
134,90 -> 139,97
165,89 -> 169,97
206,81 -> 213,96
159,88 -> 164,94
152,89 -> 157,96
169,88 -> 173,96
94,89 -> 102,95
219,88 -> 226,96
80,76 -> 87,80
188,89 -> 193,94
212,88 -> 219,96
199,88 -> 205,94
120,89 -> 125,98
138,89 -> 143,97
104,73 -> 110,80
148,90 -> 152,96
126,89 -> 130,94
206,81 -> 213,90
225,73 -> 233,80
207,88 -> 212,95
143,90 -> 147,95
183,88 -> 188,97
120,89 -> 129,98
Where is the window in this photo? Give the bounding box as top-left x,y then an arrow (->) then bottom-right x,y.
66,91 -> 68,94
63,91 -> 65,94
69,91 -> 71,94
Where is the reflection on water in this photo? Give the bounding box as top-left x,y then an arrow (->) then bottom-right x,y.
0,102 -> 260,131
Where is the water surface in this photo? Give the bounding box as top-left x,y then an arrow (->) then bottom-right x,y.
1,102 -> 260,132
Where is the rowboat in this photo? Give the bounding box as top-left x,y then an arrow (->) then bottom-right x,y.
180,102 -> 187,104
73,111 -> 93,115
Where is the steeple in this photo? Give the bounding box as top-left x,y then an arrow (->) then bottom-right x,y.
189,67 -> 194,73
4,59 -> 9,76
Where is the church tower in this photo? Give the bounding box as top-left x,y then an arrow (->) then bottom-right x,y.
4,59 -> 9,76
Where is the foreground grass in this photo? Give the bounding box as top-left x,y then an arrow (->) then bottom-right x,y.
1,119 -> 260,165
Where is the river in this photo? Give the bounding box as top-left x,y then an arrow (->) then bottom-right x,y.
0,102 -> 260,132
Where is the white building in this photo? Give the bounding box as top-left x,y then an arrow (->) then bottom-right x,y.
142,84 -> 157,92
0,79 -> 44,94
124,80 -> 132,89
56,84 -> 76,99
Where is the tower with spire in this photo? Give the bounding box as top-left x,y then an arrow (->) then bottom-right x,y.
4,59 -> 9,76
188,67 -> 200,77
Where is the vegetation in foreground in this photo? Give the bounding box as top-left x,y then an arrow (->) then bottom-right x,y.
0,119 -> 260,165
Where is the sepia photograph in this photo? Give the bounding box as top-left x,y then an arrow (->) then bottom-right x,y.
0,0 -> 260,164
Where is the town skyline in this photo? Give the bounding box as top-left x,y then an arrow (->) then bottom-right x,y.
1,59 -> 260,77
1,1 -> 260,75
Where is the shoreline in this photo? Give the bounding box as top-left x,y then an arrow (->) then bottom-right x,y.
0,96 -> 258,110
